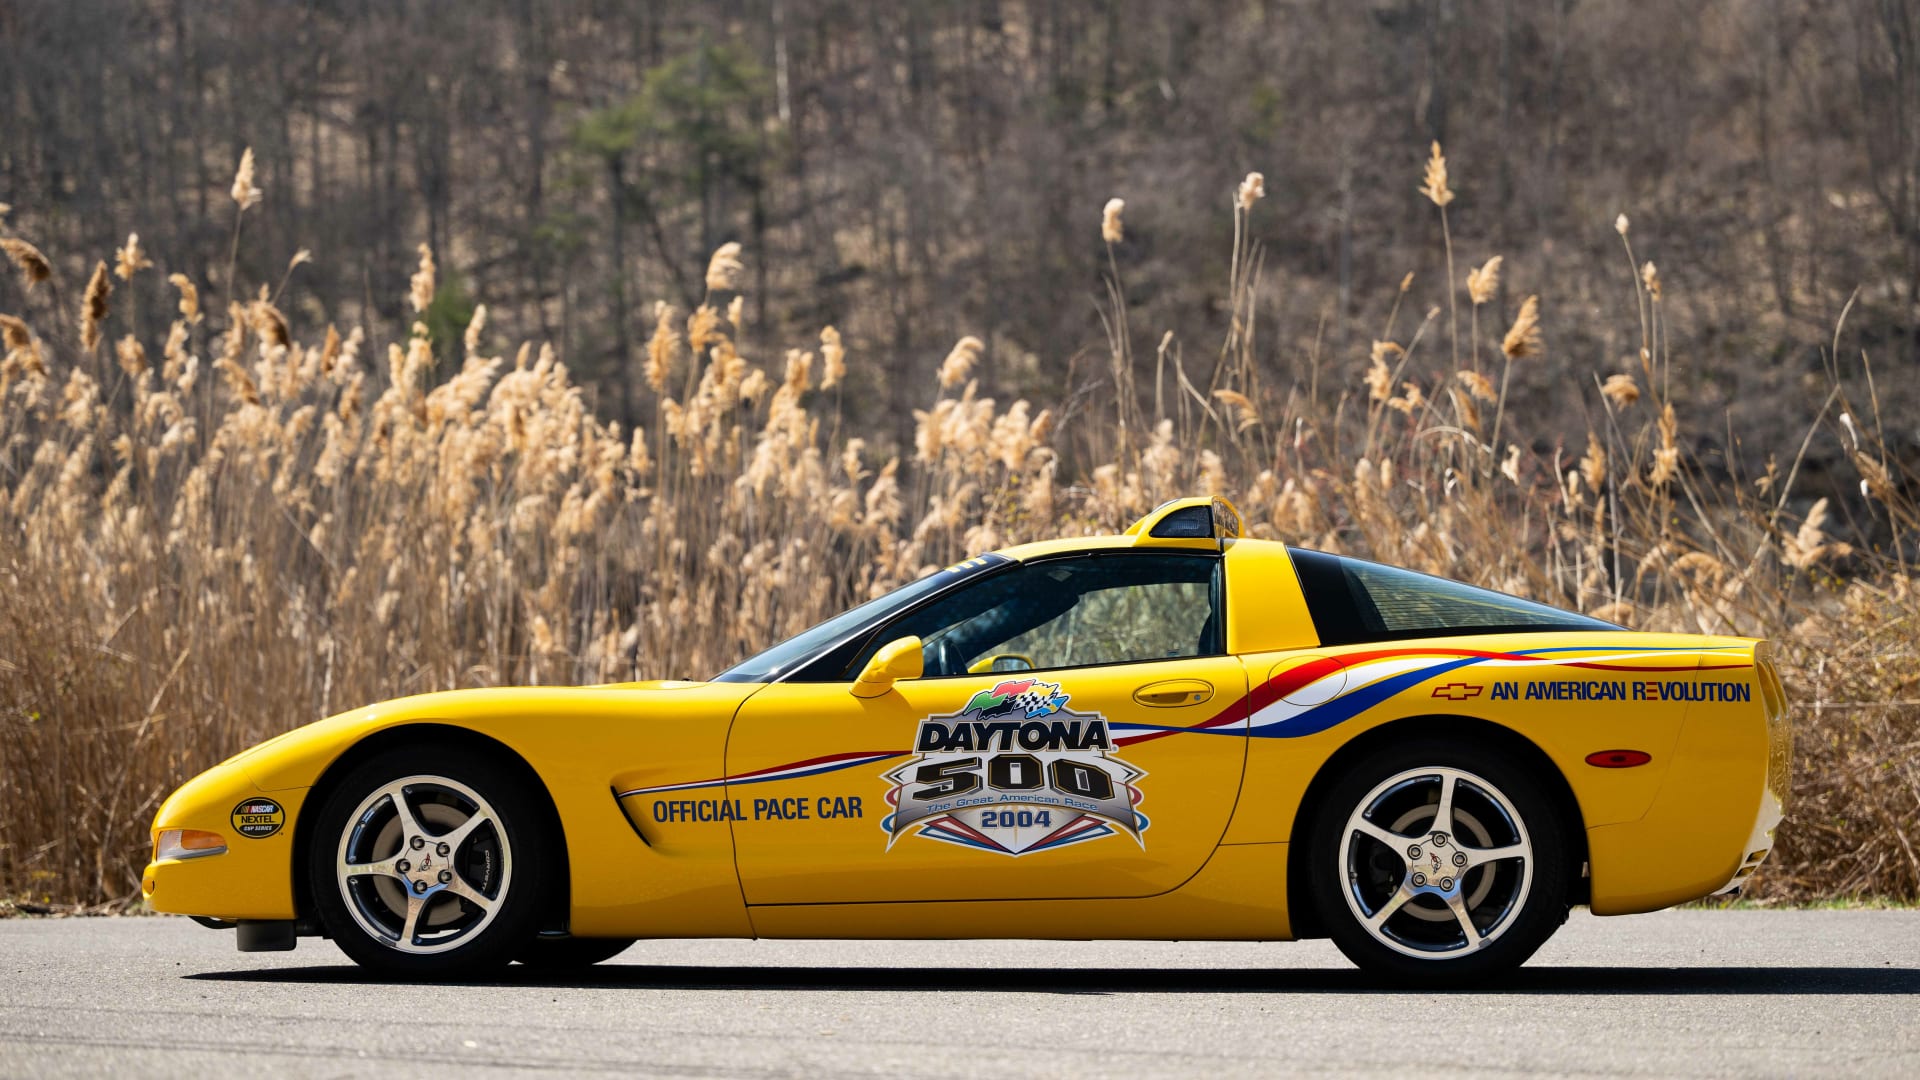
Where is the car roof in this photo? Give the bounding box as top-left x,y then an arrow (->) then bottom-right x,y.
991,495 -> 1274,562
993,532 -> 1294,562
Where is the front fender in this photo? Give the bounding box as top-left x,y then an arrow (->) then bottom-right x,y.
146,683 -> 761,936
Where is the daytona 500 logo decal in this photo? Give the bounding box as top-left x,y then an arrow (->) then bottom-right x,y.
881,679 -> 1147,855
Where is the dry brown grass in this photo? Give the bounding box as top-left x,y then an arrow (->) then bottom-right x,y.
1,146 -> 1914,910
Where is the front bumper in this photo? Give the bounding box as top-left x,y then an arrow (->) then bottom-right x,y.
142,759 -> 307,921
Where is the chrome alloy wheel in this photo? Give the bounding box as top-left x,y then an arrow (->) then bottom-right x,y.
1338,766 -> 1533,959
334,775 -> 512,954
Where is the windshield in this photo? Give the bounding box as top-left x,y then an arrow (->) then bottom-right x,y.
711,553 -> 1012,682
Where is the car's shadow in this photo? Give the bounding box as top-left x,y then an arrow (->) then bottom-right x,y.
187,964 -> 1920,995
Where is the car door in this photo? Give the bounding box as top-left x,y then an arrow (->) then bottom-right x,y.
727,550 -> 1249,905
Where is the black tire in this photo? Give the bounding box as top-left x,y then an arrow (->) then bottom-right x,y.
307,744 -> 554,978
516,936 -> 636,969
1307,737 -> 1570,984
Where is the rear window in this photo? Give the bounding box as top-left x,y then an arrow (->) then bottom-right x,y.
1289,548 -> 1618,645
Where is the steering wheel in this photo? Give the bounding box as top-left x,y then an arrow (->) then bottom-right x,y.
923,636 -> 961,677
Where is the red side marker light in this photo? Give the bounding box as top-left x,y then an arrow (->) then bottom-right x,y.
1585,749 -> 1652,768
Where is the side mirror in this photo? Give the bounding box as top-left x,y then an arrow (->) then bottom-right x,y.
851,636 -> 924,698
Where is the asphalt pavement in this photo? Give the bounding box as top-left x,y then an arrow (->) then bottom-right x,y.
1,909 -> 1916,1078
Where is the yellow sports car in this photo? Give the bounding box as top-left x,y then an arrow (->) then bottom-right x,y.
145,496 -> 1790,982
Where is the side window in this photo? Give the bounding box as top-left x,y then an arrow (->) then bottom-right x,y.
1288,547 -> 1619,646
846,554 -> 1222,678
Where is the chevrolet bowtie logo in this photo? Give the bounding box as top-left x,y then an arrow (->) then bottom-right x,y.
1431,682 -> 1484,701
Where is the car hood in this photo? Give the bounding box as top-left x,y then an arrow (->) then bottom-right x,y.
226,680 -> 760,792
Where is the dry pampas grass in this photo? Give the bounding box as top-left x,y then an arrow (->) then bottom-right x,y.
409,244 -> 436,314
230,147 -> 263,211
1420,141 -> 1455,207
1237,172 -> 1265,211
113,233 -> 151,281
1502,296 -> 1542,360
2,146 -> 1915,914
937,335 -> 983,389
705,242 -> 744,292
2,238 -> 52,289
79,261 -> 112,351
1602,373 -> 1641,408
1467,256 -> 1502,305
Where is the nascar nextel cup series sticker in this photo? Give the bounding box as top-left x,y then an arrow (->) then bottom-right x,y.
230,798 -> 285,838
882,678 -> 1148,856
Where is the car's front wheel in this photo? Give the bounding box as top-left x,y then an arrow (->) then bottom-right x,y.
308,745 -> 552,977
1308,738 -> 1570,983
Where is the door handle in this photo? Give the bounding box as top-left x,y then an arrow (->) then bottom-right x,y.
1133,679 -> 1214,707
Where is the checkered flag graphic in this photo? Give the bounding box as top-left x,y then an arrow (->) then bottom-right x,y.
1010,688 -> 1060,717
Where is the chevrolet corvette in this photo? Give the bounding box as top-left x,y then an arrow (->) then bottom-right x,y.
144,496 -> 1790,982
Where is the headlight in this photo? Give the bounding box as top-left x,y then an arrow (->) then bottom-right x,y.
154,829 -> 228,861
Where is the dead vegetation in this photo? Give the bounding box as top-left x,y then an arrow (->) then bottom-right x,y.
0,147 -> 1914,909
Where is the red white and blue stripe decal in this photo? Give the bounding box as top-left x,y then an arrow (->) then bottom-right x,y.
617,750 -> 905,798
615,644 -> 1752,798
1109,644 -> 1751,743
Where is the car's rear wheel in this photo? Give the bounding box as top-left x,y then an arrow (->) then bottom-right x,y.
516,936 -> 636,969
1308,738 -> 1569,983
308,745 -> 551,977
